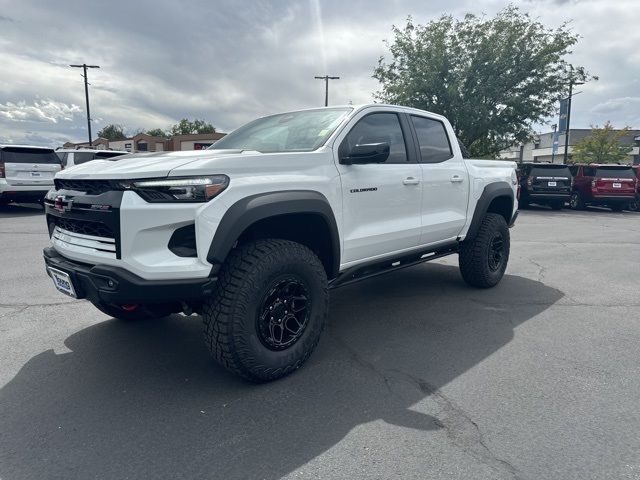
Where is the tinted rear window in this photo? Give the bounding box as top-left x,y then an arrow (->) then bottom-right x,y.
1,147 -> 60,164
595,167 -> 635,179
530,166 -> 571,177
94,151 -> 127,159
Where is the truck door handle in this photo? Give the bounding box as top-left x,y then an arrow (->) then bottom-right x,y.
403,177 -> 420,185
450,175 -> 464,183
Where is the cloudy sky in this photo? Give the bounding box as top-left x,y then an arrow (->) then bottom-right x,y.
0,0 -> 638,146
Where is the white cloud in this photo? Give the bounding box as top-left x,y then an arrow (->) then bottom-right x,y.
0,99 -> 81,123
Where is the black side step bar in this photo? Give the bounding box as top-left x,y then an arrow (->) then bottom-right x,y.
329,242 -> 459,289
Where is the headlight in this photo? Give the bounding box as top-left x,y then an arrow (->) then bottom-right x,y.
45,188 -> 58,201
120,175 -> 229,203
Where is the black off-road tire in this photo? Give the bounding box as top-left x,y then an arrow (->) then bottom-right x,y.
459,213 -> 510,288
570,192 -> 584,210
203,239 -> 328,382
93,302 -> 174,320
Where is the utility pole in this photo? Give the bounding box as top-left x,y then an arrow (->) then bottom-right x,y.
314,75 -> 340,106
551,123 -> 558,164
70,63 -> 100,145
562,76 -> 584,164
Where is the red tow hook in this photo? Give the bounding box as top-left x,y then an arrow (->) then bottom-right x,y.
120,304 -> 139,312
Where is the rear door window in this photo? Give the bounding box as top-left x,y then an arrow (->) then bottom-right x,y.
410,116 -> 453,163
530,165 -> 572,178
594,167 -> 635,179
0,147 -> 60,164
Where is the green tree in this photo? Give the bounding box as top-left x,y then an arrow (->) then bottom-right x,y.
373,5 -> 595,157
170,119 -> 216,136
96,124 -> 127,141
146,128 -> 168,138
572,122 -> 633,164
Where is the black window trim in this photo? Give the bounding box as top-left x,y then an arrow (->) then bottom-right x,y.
407,114 -> 454,164
338,111 -> 416,164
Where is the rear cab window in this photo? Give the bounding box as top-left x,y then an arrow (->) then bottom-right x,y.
0,147 -> 60,164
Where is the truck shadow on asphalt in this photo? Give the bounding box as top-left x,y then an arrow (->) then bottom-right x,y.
0,264 -> 563,479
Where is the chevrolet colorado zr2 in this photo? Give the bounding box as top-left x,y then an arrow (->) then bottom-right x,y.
43,105 -> 518,381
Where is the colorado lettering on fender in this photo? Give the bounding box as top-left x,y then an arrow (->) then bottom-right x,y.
350,187 -> 378,193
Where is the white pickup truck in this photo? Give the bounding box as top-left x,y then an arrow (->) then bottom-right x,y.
43,104 -> 518,381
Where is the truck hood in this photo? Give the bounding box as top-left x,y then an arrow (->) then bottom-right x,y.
55,149 -> 251,180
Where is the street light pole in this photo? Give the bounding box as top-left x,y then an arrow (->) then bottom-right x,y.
70,63 -> 100,145
314,75 -> 340,106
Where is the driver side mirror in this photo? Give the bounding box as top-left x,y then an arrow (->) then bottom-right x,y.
340,142 -> 390,165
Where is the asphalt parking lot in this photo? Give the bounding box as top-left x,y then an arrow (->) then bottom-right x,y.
1,204 -> 639,480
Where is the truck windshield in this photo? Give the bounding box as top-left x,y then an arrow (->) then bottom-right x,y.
209,108 -> 352,153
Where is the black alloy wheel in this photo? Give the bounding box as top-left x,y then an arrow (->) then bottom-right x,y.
257,277 -> 310,351
487,232 -> 505,272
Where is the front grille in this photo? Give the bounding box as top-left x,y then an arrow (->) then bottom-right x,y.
53,217 -> 115,239
54,179 -> 122,195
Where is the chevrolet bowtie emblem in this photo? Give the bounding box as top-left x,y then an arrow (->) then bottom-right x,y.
54,195 -> 73,213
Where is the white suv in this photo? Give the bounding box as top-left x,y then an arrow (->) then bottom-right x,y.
0,145 -> 61,205
55,149 -> 127,169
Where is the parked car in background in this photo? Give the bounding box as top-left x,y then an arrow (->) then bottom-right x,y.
55,149 -> 127,169
628,165 -> 640,211
0,145 -> 61,205
517,162 -> 572,210
569,164 -> 637,211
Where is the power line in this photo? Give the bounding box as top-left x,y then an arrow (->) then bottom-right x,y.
314,75 -> 340,107
70,64 -> 100,145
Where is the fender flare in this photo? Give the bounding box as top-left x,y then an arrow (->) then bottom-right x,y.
465,182 -> 514,241
206,190 -> 340,277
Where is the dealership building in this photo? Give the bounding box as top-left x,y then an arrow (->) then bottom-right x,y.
499,128 -> 640,164
63,132 -> 226,153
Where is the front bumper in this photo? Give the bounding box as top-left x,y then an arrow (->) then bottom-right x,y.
43,247 -> 217,305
